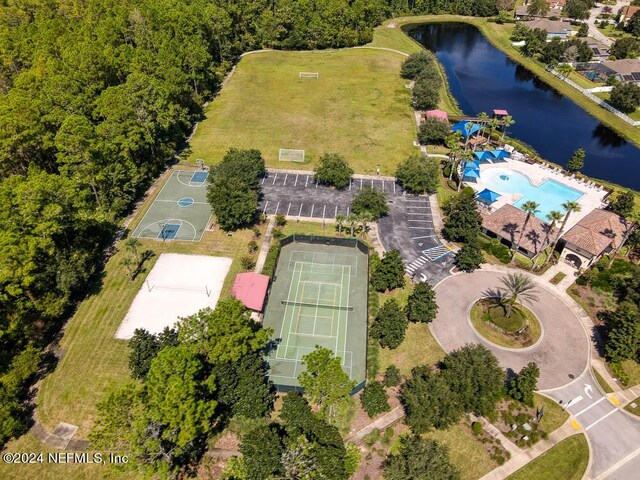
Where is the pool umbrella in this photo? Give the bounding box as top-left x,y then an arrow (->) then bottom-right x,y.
462,168 -> 480,183
473,151 -> 494,163
490,149 -> 510,162
452,121 -> 480,138
476,188 -> 501,205
464,160 -> 481,170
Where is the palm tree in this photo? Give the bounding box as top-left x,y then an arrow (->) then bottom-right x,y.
125,237 -> 142,263
499,273 -> 539,317
488,117 -> 500,143
513,201 -> 540,253
347,214 -> 358,237
549,201 -> 581,258
464,122 -> 474,150
121,255 -> 135,278
501,115 -> 515,142
543,210 -> 564,266
557,64 -> 574,79
335,214 -> 346,235
457,150 -> 474,192
476,112 -> 489,150
359,212 -> 374,237
446,133 -> 463,180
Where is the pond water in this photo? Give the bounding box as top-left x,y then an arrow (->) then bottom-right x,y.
408,22 -> 640,191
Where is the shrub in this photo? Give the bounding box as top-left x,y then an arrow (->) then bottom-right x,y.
248,240 -> 258,253
610,82 -> 640,113
401,52 -> 433,79
472,422 -> 483,436
240,255 -> 256,270
360,381 -> 390,418
275,214 -> 286,227
418,117 -> 450,145
261,242 -> 281,277
363,428 -> 380,447
272,228 -> 284,240
382,365 -> 402,387
351,187 -> 389,220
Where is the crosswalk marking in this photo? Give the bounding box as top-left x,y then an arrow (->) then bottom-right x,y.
423,245 -> 451,261
585,409 -> 620,431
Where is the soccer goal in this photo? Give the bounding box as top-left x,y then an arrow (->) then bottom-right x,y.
279,148 -> 306,163
299,72 -> 319,79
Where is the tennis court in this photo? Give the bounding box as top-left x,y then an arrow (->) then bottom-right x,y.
263,236 -> 368,390
132,170 -> 212,241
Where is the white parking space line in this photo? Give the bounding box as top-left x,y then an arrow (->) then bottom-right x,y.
261,177 -> 266,185
405,199 -> 429,203
407,212 -> 430,215
585,408 -> 620,431
286,203 -> 291,215
274,201 -> 280,214
272,173 -> 278,185
573,397 -> 606,417
412,235 -> 437,239
283,173 -> 288,185
349,179 -> 352,191
305,175 -> 310,187
294,174 -> 298,187
298,204 -> 303,220
322,205 -> 326,220
334,205 -> 337,217
393,182 -> 396,194
407,206 -> 430,209
310,204 -> 315,217
347,206 -> 350,215
262,201 -> 269,213
409,226 -> 432,229
408,219 -> 433,222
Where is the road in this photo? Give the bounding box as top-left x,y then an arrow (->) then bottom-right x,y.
543,369 -> 640,479
587,1 -> 630,47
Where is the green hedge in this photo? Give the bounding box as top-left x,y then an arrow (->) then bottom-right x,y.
261,241 -> 281,277
479,236 -> 512,264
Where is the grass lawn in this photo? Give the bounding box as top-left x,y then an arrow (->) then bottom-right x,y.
470,300 -> 541,349
534,394 -> 569,433
594,369 -> 614,394
35,169 -> 262,438
593,92 -> 640,121
624,396 -> 640,416
549,272 -> 566,285
425,423 -> 498,480
621,359 -> 640,387
567,71 -> 602,90
507,434 -> 589,480
189,49 -> 416,175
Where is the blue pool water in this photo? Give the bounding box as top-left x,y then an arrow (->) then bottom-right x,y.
481,168 -> 583,221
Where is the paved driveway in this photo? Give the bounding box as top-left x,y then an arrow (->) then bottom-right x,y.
431,270 -> 589,390
260,169 -> 454,283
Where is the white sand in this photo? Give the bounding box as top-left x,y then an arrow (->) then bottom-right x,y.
115,253 -> 232,339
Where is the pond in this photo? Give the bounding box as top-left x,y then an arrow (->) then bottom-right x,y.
408,22 -> 640,191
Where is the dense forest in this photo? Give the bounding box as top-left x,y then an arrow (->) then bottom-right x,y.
0,0 -> 503,445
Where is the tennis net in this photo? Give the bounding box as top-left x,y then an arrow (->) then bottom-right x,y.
282,300 -> 353,311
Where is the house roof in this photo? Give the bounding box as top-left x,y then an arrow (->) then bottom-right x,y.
482,204 -> 555,255
523,19 -> 572,33
231,272 -> 270,311
546,0 -> 566,6
562,209 -> 632,257
516,6 -> 563,18
620,5 -> 640,18
602,59 -> 640,76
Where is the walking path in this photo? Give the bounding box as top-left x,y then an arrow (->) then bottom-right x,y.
254,216 -> 276,273
346,407 -> 405,444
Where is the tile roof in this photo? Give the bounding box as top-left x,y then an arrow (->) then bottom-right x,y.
482,204 -> 555,255
562,209 -> 632,257
523,19 -> 572,33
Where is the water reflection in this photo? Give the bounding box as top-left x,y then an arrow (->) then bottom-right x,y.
410,23 -> 640,190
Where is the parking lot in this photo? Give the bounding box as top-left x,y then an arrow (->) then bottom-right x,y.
260,169 -> 454,284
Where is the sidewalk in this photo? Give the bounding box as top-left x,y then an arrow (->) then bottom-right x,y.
346,407 -> 404,444
254,216 -> 275,273
479,420 -> 580,480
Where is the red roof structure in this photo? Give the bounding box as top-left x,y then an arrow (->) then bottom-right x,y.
232,272 -> 270,311
424,109 -> 449,122
493,109 -> 509,116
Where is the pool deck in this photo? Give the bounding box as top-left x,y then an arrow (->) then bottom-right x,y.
469,157 -> 608,233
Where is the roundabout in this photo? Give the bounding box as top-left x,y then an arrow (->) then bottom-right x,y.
432,270 -> 589,390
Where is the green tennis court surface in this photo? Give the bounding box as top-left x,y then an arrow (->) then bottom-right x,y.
132,170 -> 212,241
263,236 -> 368,390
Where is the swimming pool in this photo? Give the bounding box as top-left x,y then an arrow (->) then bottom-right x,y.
480,167 -> 583,221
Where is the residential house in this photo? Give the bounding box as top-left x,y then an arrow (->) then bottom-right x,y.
618,5 -> 640,24
602,59 -> 640,83
522,19 -> 575,39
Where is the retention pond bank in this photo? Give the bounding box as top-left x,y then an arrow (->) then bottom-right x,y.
409,22 -> 640,191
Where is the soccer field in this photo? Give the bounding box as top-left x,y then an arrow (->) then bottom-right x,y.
188,49 -> 416,175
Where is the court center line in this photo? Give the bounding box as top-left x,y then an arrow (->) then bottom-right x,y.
342,265 -> 351,360
312,280 -> 322,336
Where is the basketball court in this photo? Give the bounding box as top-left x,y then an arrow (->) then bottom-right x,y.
132,170 -> 212,241
263,237 -> 368,390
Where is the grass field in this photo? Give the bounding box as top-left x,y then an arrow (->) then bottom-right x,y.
35,168 -> 263,438
625,396 -> 640,416
189,49 -> 416,175
470,301 -> 542,349
507,435 -> 589,480
534,394 -> 569,433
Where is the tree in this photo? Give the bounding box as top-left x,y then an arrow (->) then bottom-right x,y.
508,362 -> 540,406
395,153 -> 441,194
441,344 -> 505,416
208,175 -> 260,231
626,11 -> 640,37
128,327 -> 179,380
402,366 -> 462,432
543,210 -> 564,264
360,381 -> 390,417
370,249 -> 406,292
610,191 -> 636,218
549,201 -> 582,258
605,302 -> 640,362
610,38 -> 640,59
383,365 -> 402,387
124,237 -> 142,263
500,114 -> 515,141
418,117 -> 451,145
609,82 -> 640,113
298,347 -> 356,425
240,424 -> 285,480
567,148 -> 586,172
314,153 -> 354,189
335,214 -> 346,235
412,67 -> 442,110
401,52 -> 434,79
443,188 -> 482,243
384,436 -> 460,480
514,200 -> 540,252
177,299 -> 272,365
211,148 -> 266,192
557,64 -> 574,78
351,187 -> 388,220
577,24 -> 589,37
499,273 -> 539,317
455,238 -> 484,272
565,0 -> 590,20
527,0 -> 549,16
371,299 -> 408,349
405,282 -> 439,323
